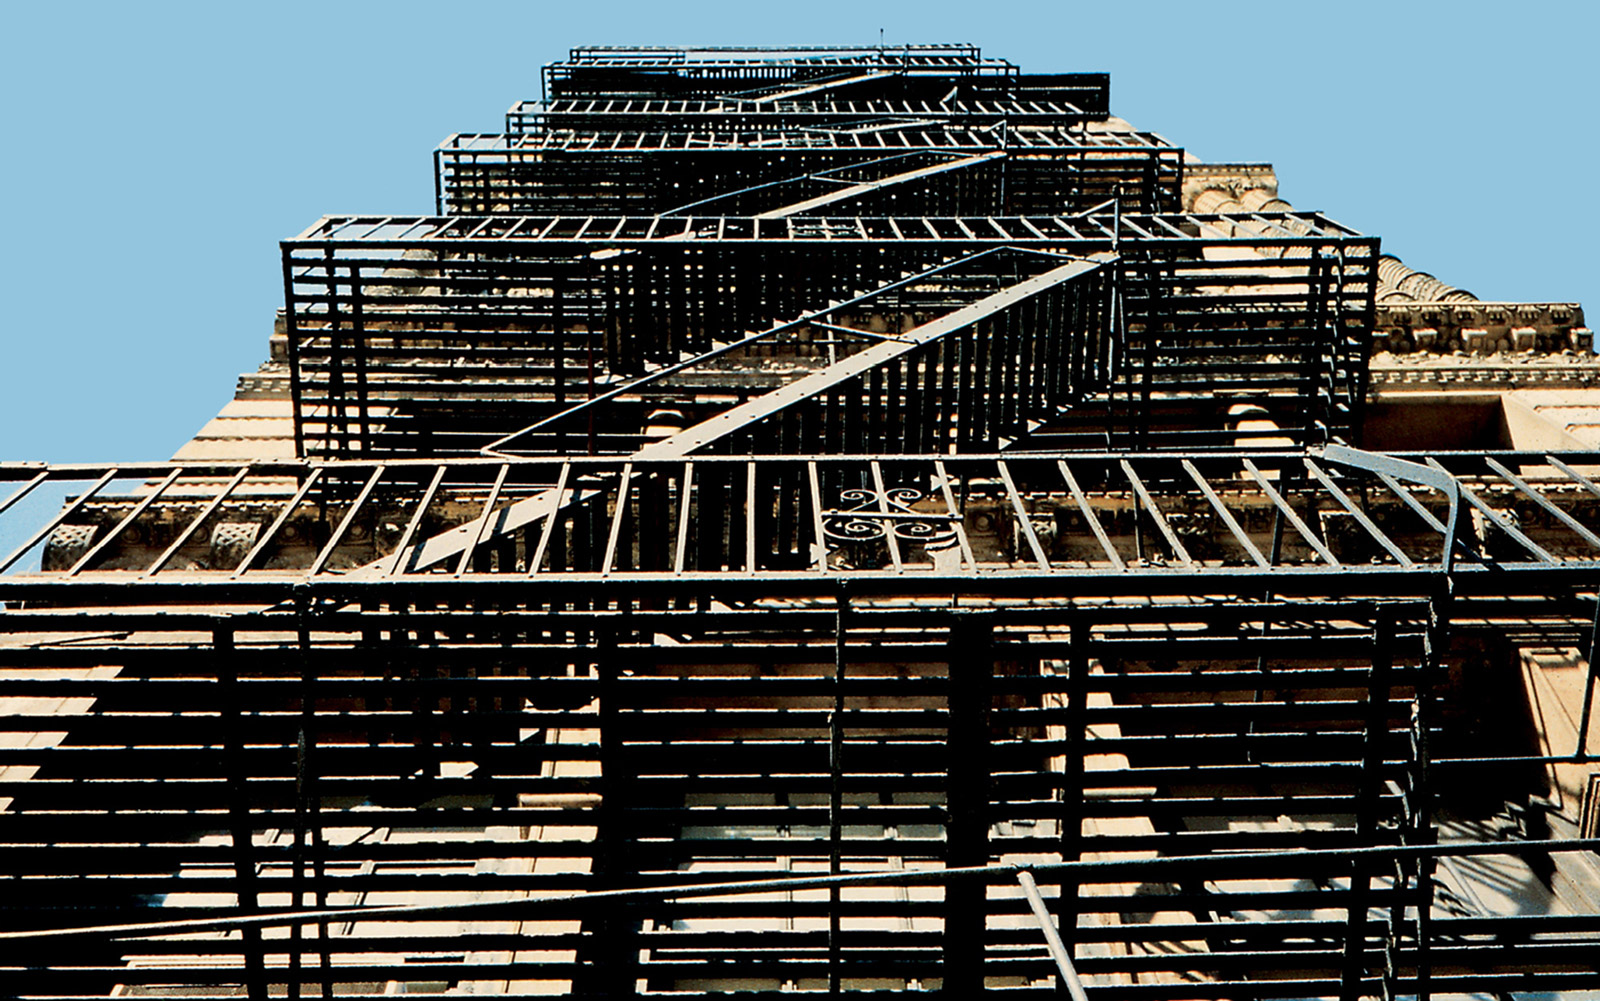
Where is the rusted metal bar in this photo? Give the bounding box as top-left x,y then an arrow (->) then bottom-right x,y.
1183,458 -> 1267,567
0,470 -> 49,520
528,462 -> 571,576
934,459 -> 979,571
1484,456 -> 1600,554
453,463 -> 510,576
309,464 -> 387,576
1241,458 -> 1338,566
1428,457 -> 1555,563
869,460 -> 905,572
998,459 -> 1050,570
600,462 -> 634,575
1122,458 -> 1193,566
386,465 -> 445,576
66,467 -> 184,575
235,467 -> 325,577
1304,458 -> 1413,568
0,468 -> 117,573
675,462 -> 695,574
1548,455 -> 1600,501
1058,459 -> 1124,569
144,466 -> 251,577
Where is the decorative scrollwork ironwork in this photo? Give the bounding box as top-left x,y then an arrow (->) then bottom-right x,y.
822,486 -> 958,557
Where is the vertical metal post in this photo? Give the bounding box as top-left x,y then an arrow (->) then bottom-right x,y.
829,591 -> 849,994
218,627 -> 267,1001
1575,586 -> 1600,760
554,267 -> 567,411
1248,518 -> 1289,762
1138,262 -> 1159,450
1060,618 -> 1089,957
945,611 -> 993,993
288,635 -> 307,1000
1111,185 -> 1121,251
1410,597 -> 1443,1001
1303,253 -> 1331,440
1108,261 -> 1125,444
432,148 -> 444,216
282,249 -> 306,459
323,247 -> 345,458
1343,607 -> 1394,1001
351,266 -> 370,456
585,626 -> 638,995
290,597 -> 329,999
998,120 -> 1009,212
588,270 -> 601,455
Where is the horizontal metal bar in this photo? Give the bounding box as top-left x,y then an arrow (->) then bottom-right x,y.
8,837 -> 1600,946
13,447 -> 1596,479
286,211 -> 1366,246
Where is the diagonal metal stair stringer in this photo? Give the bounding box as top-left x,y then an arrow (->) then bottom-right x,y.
356,250 -> 1120,576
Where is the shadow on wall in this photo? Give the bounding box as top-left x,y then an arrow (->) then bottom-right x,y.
1362,391 -> 1594,452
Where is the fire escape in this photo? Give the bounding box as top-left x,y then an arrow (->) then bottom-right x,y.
2,44 -> 1599,1000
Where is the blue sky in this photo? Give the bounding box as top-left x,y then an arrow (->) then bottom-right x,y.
2,0 -> 1594,462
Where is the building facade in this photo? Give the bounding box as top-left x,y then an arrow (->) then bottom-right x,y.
2,44 -> 1599,998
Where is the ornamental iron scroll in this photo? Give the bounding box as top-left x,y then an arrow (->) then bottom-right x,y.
822,486 -> 959,568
